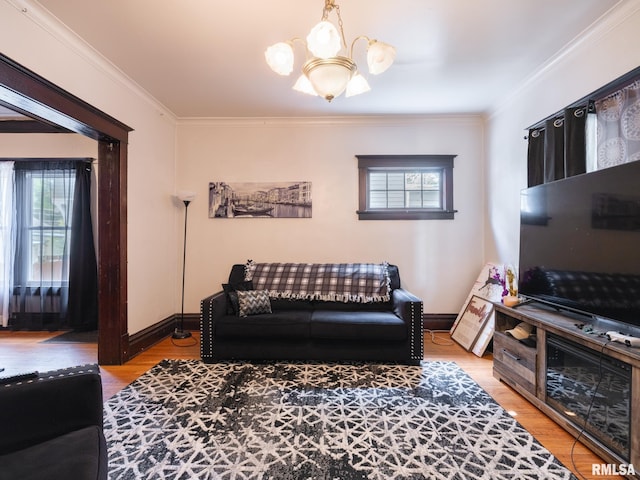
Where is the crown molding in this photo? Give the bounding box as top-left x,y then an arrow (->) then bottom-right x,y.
489,0 -> 640,120
176,114 -> 484,128
6,0 -> 177,123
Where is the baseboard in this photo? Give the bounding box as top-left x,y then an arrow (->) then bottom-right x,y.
423,313 -> 456,331
128,313 -> 200,360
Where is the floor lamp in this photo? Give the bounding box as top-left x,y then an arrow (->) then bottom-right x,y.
173,191 -> 196,340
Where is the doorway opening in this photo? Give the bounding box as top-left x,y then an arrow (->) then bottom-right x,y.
0,53 -> 132,364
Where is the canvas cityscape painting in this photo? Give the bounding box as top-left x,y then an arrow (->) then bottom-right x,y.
208,181 -> 312,218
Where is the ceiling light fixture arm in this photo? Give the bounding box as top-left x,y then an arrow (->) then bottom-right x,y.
350,35 -> 371,59
279,37 -> 311,61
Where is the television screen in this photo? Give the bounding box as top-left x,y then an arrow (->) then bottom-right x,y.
518,160 -> 640,330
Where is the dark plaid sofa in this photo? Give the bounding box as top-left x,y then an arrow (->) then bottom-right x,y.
200,263 -> 423,364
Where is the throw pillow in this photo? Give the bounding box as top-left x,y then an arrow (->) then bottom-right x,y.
237,290 -> 272,317
222,281 -> 254,315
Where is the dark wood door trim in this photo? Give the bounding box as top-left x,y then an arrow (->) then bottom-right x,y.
0,53 -> 133,365
97,140 -> 129,364
0,120 -> 72,134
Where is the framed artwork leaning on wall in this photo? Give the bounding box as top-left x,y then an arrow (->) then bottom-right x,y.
451,295 -> 494,351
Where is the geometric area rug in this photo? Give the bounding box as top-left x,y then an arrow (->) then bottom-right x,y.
104,359 -> 577,480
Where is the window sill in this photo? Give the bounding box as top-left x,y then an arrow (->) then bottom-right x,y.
357,210 -> 457,220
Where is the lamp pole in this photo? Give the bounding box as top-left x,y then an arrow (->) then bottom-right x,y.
173,198 -> 193,339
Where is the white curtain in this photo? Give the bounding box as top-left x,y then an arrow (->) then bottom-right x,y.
0,162 -> 15,327
595,80 -> 640,169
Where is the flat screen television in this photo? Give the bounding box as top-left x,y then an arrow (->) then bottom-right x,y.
518,159 -> 640,333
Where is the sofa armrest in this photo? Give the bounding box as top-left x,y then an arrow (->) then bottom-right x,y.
200,290 -> 227,359
0,365 -> 103,455
392,288 -> 424,362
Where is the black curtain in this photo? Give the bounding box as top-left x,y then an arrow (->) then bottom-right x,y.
67,162 -> 98,331
544,118 -> 565,182
564,107 -> 587,177
528,108 -> 588,187
527,128 -> 545,187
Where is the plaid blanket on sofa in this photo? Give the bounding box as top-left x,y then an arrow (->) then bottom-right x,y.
245,261 -> 391,303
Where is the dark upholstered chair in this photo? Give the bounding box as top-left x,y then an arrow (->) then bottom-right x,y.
0,364 -> 107,480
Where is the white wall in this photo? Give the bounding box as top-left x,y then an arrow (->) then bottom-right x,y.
176,116 -> 485,315
485,1 -> 640,267
0,134 -> 97,158
0,1 -> 179,334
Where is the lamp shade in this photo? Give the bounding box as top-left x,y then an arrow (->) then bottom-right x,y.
345,72 -> 371,98
303,57 -> 356,101
293,74 -> 318,96
265,42 -> 295,76
366,41 -> 396,75
306,21 -> 342,59
177,191 -> 196,202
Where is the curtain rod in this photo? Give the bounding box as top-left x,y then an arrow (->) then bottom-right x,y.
525,64 -> 640,132
526,101 -> 592,132
0,157 -> 95,163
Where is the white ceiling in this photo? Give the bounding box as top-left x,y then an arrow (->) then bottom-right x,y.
29,0 -> 622,118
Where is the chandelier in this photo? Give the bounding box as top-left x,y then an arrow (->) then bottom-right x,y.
264,0 -> 396,102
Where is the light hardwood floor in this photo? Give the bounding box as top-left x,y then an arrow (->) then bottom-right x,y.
0,330 -> 621,480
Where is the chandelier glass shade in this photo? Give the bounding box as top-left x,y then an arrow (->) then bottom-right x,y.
265,0 -> 396,102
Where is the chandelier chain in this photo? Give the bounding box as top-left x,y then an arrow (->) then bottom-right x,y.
334,4 -> 348,50
322,1 -> 348,50
322,0 -> 335,18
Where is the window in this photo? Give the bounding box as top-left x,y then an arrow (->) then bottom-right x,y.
25,172 -> 74,283
357,155 -> 456,220
8,158 -> 98,331
14,162 -> 76,287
